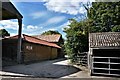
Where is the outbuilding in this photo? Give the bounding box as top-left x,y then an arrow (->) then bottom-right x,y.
1,0 -> 23,63
34,34 -> 64,58
2,34 -> 61,63
88,32 -> 120,76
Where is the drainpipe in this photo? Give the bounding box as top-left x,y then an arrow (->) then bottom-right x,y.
17,18 -> 22,64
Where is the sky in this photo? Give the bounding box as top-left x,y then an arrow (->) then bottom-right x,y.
0,0 -> 94,39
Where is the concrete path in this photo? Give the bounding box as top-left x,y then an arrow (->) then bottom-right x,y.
1,58 -> 80,78
1,58 -> 111,78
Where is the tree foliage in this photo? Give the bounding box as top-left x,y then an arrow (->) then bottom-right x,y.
64,2 -> 120,62
64,19 -> 89,62
41,30 -> 61,35
0,29 -> 10,38
41,30 -> 64,47
88,2 -> 120,32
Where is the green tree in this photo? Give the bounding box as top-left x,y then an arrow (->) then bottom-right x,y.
41,30 -> 61,35
41,30 -> 64,46
63,2 -> 120,62
88,2 -> 120,32
112,25 -> 120,32
0,29 -> 10,38
42,30 -> 65,57
64,19 -> 89,62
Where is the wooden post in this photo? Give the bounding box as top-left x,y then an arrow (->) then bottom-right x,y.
0,1 -> 2,71
17,18 -> 22,64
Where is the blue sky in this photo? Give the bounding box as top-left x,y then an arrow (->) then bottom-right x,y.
0,0 -> 94,39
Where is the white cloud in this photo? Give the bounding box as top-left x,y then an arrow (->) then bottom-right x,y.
55,21 -> 70,30
22,31 -> 39,36
0,20 -> 43,36
30,11 -> 47,19
38,28 -> 56,35
22,25 -> 44,36
46,16 -> 65,24
39,16 -> 66,26
10,0 -> 96,2
79,7 -> 87,14
60,21 -> 70,30
0,26 -> 4,29
0,20 -> 24,30
43,21 -> 70,32
43,0 -> 94,15
27,25 -> 38,29
10,33 -> 17,36
22,21 -> 70,37
23,25 -> 40,34
47,28 -> 56,31
39,21 -> 70,39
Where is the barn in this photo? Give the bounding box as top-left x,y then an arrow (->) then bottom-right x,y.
2,34 -> 61,63
88,32 -> 120,77
33,34 -> 64,58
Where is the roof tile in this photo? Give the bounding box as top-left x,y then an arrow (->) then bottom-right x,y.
33,34 -> 61,42
89,32 -> 120,47
4,34 -> 61,48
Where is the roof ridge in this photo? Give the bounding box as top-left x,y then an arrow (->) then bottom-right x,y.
23,34 -> 61,48
35,34 -> 61,35
90,32 -> 120,34
23,34 -> 52,43
89,32 -> 120,47
5,35 -> 20,39
33,34 -> 61,42
3,34 -> 61,48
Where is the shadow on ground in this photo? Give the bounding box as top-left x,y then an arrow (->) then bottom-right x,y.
2,58 -> 81,78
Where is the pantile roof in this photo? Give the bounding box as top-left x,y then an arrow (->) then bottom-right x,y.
89,32 -> 120,47
33,34 -> 61,42
3,34 -> 61,49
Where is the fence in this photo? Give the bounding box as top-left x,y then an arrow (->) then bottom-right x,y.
75,52 -> 88,66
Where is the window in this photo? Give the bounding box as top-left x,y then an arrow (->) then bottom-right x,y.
26,45 -> 32,50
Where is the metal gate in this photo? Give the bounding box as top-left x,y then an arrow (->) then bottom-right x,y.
91,49 -> 120,77
76,52 -> 88,66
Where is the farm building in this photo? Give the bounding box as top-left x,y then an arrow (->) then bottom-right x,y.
33,34 -> 64,57
2,34 -> 61,63
1,0 -> 23,63
88,32 -> 120,76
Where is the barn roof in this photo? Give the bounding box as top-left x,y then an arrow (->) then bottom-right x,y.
4,34 -> 61,49
33,34 -> 61,42
89,32 -> 120,48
